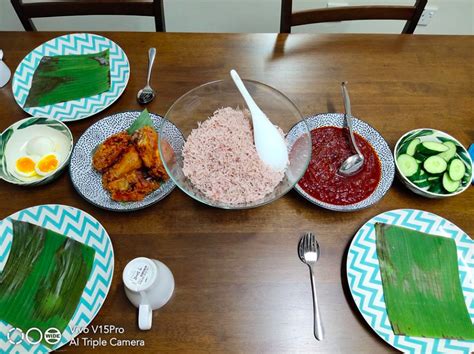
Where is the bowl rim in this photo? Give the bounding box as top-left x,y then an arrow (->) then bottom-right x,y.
159,78 -> 312,209
293,112 -> 395,211
394,127 -> 473,198
0,116 -> 73,186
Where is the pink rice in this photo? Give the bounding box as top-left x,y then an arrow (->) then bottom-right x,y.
182,107 -> 284,205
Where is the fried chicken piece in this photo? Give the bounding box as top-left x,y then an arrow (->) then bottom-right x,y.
106,170 -> 160,202
92,132 -> 130,172
132,126 -> 169,181
102,145 -> 143,185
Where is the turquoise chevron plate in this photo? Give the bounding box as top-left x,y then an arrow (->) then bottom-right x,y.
0,205 -> 114,353
347,209 -> 474,353
12,33 -> 130,122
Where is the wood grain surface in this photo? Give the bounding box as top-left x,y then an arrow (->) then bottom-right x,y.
0,32 -> 473,353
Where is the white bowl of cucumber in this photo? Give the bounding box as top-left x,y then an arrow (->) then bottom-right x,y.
394,128 -> 472,198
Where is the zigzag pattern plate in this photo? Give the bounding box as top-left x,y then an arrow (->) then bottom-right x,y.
347,209 -> 474,353
0,205 -> 114,353
12,33 -> 130,121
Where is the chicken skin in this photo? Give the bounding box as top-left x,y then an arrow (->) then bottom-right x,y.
102,145 -> 142,185
132,126 -> 169,181
92,132 -> 130,172
106,170 -> 159,201
93,125 -> 170,202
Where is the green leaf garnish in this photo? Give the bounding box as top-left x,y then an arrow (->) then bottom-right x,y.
127,109 -> 154,134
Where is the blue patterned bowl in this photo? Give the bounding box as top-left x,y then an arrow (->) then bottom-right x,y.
69,111 -> 179,212
290,113 -> 395,212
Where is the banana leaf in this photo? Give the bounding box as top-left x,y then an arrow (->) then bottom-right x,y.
127,109 -> 154,134
24,50 -> 110,108
375,223 -> 474,339
0,220 -> 95,348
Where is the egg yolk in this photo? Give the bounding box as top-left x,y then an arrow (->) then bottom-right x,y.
16,157 -> 36,173
37,155 -> 59,173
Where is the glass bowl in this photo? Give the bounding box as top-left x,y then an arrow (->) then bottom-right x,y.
159,79 -> 312,209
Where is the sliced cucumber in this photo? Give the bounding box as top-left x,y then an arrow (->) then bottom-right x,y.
448,158 -> 465,181
423,155 -> 447,174
442,172 -> 460,193
417,141 -> 449,155
413,151 -> 429,162
411,170 -> 430,188
438,141 -> 457,162
414,179 -> 431,188
406,138 -> 421,156
397,154 -> 419,178
408,168 -> 425,182
428,175 -> 441,182
428,178 -> 444,194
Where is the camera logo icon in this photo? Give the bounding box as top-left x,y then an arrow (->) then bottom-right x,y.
7,327 -> 61,346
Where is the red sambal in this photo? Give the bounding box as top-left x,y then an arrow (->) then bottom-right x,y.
298,126 -> 381,205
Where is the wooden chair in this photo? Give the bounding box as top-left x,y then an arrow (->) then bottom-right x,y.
280,0 -> 427,34
10,0 -> 166,32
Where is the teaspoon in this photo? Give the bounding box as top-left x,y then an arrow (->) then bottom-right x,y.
137,48 -> 156,105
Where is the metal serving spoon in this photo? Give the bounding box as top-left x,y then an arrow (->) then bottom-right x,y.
338,82 -> 364,176
137,48 -> 156,104
298,232 -> 324,341
0,49 -> 12,88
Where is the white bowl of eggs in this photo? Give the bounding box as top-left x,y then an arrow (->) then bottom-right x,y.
0,117 -> 73,186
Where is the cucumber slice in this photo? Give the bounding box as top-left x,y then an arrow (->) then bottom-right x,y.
413,151 -> 429,162
417,141 -> 449,155
397,154 -> 419,178
406,138 -> 421,156
411,170 -> 430,188
408,168 -> 426,182
423,155 -> 447,174
442,172 -> 460,193
428,178 -> 444,194
413,178 -> 431,188
427,175 -> 441,183
438,141 -> 457,161
448,158 -> 465,181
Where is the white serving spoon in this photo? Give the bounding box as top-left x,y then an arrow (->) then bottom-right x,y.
0,50 -> 12,88
230,69 -> 288,172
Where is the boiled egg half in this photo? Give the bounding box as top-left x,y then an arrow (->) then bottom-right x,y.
35,153 -> 60,176
15,155 -> 39,177
26,136 -> 55,156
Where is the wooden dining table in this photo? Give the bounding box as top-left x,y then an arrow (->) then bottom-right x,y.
0,32 -> 472,353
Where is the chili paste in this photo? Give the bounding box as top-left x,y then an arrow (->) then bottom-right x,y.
298,126 -> 381,205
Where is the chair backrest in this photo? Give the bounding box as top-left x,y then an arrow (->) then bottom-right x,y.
280,0 -> 427,34
11,0 -> 165,32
